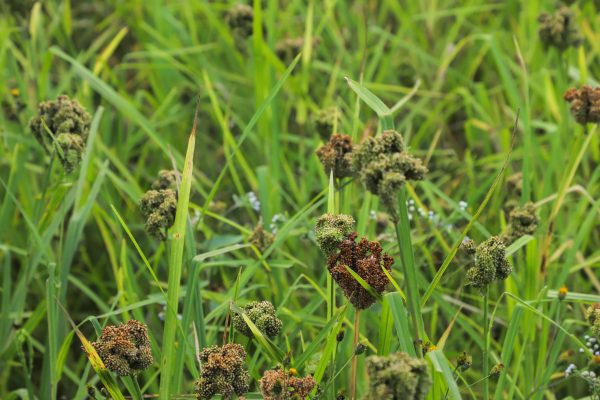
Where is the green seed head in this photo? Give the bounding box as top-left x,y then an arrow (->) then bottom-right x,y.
457,351 -> 472,372
502,202 -> 539,245
312,107 -> 340,140
364,352 -> 432,400
538,6 -> 582,52
352,130 -> 427,214
248,223 -> 275,253
466,236 -> 511,292
315,213 -> 355,255
195,343 -> 249,400
91,320 -> 153,376
151,169 -> 178,190
29,95 -> 91,172
139,189 -> 177,240
226,3 -> 254,39
586,304 -> 600,337
233,300 -> 283,338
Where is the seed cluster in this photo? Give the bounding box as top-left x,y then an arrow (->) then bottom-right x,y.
311,107 -> 340,140
259,368 -> 316,400
91,320 -> 153,376
327,232 -> 393,309
364,352 -> 431,400
352,130 -> 427,215
587,304 -> 600,337
315,213 -> 355,256
465,236 -> 512,292
316,133 -> 355,179
140,188 -> 177,240
195,343 -> 249,400
233,300 -> 283,338
248,223 -> 275,252
564,86 -> 600,125
226,3 -> 254,40
537,6 -> 582,51
29,95 -> 92,173
502,202 -> 539,245
151,169 -> 178,190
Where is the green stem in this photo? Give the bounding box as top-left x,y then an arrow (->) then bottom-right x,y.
394,188 -> 425,356
483,288 -> 490,400
350,309 -> 360,400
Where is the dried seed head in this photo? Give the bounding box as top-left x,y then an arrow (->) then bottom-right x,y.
312,107 -> 340,140
233,301 -> 283,338
139,189 -> 177,240
586,304 -> 600,337
249,223 -> 275,252
226,3 -> 254,39
352,130 -> 427,215
327,232 -> 393,309
29,95 -> 92,172
457,351 -> 472,372
91,320 -> 153,376
315,213 -> 355,256
259,368 -> 316,400
364,352 -> 431,400
151,169 -> 178,190
466,236 -> 511,292
316,133 -> 355,179
564,86 -> 600,125
538,6 -> 582,51
502,202 -> 539,245
195,343 -> 249,399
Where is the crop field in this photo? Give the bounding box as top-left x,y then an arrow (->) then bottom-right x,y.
1,1 -> 600,399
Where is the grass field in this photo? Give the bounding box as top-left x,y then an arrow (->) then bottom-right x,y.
1,1 -> 600,399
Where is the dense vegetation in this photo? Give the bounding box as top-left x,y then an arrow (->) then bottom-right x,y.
1,1 -> 599,399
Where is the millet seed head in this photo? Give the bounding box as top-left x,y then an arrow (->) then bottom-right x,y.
489,363 -> 505,379
29,95 -> 92,173
364,352 -> 431,400
466,236 -> 511,292
327,232 -> 393,309
315,133 -> 355,179
139,189 -> 177,240
352,130 -> 427,216
586,304 -> 600,337
225,3 -> 254,40
315,213 -> 355,256
248,223 -> 275,252
259,368 -> 316,400
195,343 -> 249,400
233,300 -> 283,338
502,202 -> 539,245
457,351 -> 472,372
311,107 -> 340,140
91,320 -> 153,376
151,169 -> 178,190
537,6 -> 582,52
564,86 -> 600,125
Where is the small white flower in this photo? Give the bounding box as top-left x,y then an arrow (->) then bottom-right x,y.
458,200 -> 468,210
247,192 -> 261,212
579,348 -> 585,353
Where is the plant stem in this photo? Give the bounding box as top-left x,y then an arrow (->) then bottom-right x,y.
483,288 -> 490,400
394,188 -> 425,356
350,309 -> 360,400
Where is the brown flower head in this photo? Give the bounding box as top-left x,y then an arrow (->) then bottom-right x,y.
29,95 -> 92,172
259,368 -> 316,400
316,134 -> 355,179
139,189 -> 177,240
564,86 -> 600,125
352,130 -> 427,216
502,202 -> 539,245
364,352 -> 431,400
195,343 -> 249,399
327,232 -> 393,309
538,6 -> 582,51
91,320 -> 153,376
